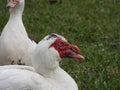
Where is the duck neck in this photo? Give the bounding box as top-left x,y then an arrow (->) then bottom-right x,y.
32,45 -> 78,90
10,12 -> 22,20
9,9 -> 23,21
9,2 -> 24,20
34,57 -> 60,78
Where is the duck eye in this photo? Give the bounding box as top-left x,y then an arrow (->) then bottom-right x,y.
58,42 -> 63,46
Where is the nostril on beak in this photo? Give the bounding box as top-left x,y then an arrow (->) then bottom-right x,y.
71,45 -> 80,54
6,4 -> 11,8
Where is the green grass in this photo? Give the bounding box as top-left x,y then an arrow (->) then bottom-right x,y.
0,0 -> 120,90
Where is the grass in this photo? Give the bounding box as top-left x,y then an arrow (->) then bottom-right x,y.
0,0 -> 120,90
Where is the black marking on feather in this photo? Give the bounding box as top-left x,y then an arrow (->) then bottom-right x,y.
10,59 -> 25,65
11,60 -> 15,65
46,33 -> 59,40
17,59 -> 25,65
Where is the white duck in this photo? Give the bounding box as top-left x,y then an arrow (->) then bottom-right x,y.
0,0 -> 36,65
0,33 -> 84,90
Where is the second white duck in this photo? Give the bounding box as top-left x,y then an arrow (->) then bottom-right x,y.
0,0 -> 36,65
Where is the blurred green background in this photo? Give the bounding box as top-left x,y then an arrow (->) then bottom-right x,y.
0,0 -> 120,90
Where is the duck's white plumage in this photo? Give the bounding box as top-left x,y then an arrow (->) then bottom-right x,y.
0,66 -> 74,90
0,66 -> 57,90
0,33 -> 84,90
0,0 -> 36,65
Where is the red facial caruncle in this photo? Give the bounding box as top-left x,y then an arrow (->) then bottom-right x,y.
6,0 -> 20,8
49,38 -> 84,61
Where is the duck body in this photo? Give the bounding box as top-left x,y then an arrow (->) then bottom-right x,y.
0,65 -> 76,90
0,65 -> 60,90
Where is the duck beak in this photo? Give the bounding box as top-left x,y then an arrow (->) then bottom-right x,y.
61,44 -> 85,61
67,52 -> 85,60
6,0 -> 19,8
